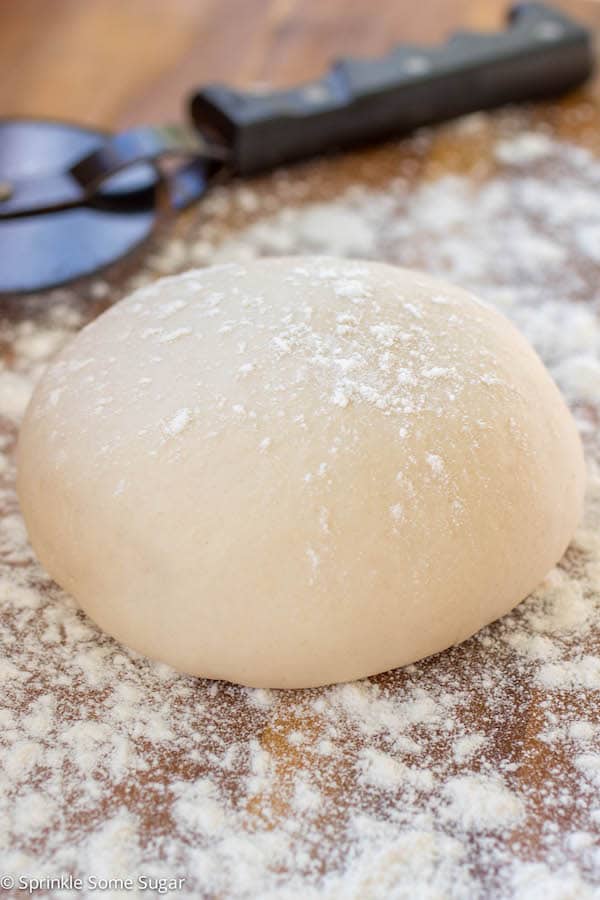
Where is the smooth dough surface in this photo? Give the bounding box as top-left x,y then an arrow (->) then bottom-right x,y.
17,257 -> 585,688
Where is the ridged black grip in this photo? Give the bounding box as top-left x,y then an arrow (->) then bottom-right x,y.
189,3 -> 594,176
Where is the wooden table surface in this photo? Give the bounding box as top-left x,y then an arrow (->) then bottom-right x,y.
2,2 -> 600,898
2,0 -> 599,128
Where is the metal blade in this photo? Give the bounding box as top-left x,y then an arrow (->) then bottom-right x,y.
0,120 -> 158,293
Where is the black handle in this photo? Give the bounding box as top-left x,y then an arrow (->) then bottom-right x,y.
190,3 -> 594,176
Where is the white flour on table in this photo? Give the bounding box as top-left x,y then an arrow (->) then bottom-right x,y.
1,110 -> 600,899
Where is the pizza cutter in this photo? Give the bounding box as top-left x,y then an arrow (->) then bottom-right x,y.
0,2 -> 593,294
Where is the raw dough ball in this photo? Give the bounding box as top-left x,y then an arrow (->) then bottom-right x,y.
17,258 -> 584,688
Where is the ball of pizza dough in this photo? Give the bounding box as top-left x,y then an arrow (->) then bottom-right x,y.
17,258 -> 584,688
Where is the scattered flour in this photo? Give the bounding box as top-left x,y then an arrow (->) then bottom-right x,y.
1,110 -> 600,898
442,774 -> 525,831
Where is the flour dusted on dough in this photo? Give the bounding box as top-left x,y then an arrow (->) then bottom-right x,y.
18,255 -> 583,688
